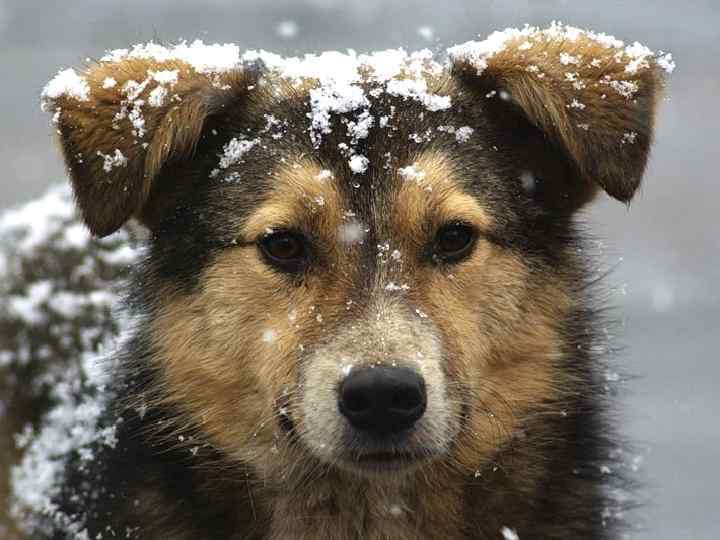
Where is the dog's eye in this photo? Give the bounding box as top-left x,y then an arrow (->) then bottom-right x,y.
434,223 -> 477,262
259,231 -> 308,272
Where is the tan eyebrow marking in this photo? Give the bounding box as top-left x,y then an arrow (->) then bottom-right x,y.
241,159 -> 343,241
393,150 -> 493,244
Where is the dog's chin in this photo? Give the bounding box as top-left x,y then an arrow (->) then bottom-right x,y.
337,450 -> 434,476
318,439 -> 448,477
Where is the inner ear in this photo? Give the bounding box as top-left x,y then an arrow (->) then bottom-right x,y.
484,95 -> 596,213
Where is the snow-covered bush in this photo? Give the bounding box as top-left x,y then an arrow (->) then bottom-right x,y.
0,185 -> 139,536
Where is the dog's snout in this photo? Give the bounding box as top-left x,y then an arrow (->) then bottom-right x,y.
338,367 -> 426,434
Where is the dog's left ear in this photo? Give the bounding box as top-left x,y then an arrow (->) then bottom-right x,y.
450,26 -> 672,205
43,56 -> 258,237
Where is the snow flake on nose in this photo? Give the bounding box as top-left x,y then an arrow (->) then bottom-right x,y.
341,363 -> 354,377
384,282 -> 410,292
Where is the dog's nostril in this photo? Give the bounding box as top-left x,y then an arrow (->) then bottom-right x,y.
343,388 -> 371,413
338,366 -> 426,434
391,387 -> 422,411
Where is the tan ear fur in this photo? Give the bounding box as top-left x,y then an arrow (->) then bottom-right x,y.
46,58 -> 253,236
452,29 -> 669,202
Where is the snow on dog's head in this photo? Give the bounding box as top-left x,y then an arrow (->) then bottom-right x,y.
35,24 -> 671,487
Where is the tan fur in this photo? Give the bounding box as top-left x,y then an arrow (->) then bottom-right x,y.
143,149 -> 581,538
391,151 -> 579,530
48,59 -> 254,236
147,161 -> 348,473
393,152 -> 493,240
453,33 -> 663,201
241,160 -> 346,241
12,31 -> 668,538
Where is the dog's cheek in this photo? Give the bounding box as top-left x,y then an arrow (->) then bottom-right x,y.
147,251 -> 306,460
418,271 -> 485,444
421,242 -> 518,388
420,246 -> 539,459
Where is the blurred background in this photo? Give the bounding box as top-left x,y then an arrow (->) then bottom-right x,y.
1,0 -> 718,537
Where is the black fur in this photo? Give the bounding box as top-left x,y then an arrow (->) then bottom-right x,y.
26,73 -> 632,539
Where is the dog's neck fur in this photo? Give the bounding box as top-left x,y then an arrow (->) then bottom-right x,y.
250,417 -> 605,540
261,466 -> 466,540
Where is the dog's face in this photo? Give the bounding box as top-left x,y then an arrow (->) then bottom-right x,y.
46,27 -> 666,482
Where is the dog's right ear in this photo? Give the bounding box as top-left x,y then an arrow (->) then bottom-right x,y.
449,25 -> 672,209
43,55 -> 258,237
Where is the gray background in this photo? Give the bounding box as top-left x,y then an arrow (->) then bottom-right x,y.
1,1 -> 718,537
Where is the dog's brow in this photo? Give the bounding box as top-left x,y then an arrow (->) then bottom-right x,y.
241,159 -> 343,240
393,151 -> 493,235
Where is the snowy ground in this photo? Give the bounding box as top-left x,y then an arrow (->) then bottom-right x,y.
0,1 -> 718,538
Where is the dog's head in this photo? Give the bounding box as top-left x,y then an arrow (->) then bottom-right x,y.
46,26 -> 669,481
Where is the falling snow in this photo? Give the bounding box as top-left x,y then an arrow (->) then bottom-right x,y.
338,221 -> 367,244
417,26 -> 434,41
276,20 -> 299,39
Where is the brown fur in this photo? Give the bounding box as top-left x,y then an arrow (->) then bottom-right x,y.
134,150 -> 581,538
51,59 -> 256,236
452,33 -> 663,202
7,28 -> 669,538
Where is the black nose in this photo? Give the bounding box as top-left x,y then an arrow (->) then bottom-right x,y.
338,367 -> 426,434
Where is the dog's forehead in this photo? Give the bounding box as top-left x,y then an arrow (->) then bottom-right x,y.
214,89 -> 500,240
235,47 -> 470,165
210,53 -> 501,227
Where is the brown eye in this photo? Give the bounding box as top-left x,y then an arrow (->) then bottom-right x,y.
434,223 -> 476,262
259,231 -> 308,272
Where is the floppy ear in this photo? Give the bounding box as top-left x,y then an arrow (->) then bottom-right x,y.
43,55 -> 257,236
450,25 -> 672,205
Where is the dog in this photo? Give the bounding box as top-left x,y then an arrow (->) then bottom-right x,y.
2,23 -> 672,539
